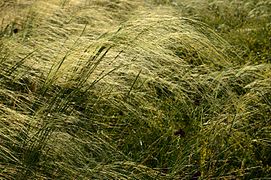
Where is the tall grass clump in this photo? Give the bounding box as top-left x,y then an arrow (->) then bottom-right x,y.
1,0 -> 270,179
172,0 -> 271,64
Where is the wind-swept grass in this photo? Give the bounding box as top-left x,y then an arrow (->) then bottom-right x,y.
173,0 -> 271,64
1,0 -> 270,179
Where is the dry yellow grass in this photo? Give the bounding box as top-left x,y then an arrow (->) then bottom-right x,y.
1,0 -> 270,179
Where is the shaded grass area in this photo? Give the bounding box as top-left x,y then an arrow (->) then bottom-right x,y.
1,0 -> 270,179
173,0 -> 271,64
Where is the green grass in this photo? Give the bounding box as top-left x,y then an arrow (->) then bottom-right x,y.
0,0 -> 270,179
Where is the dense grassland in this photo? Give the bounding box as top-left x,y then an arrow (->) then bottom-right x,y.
0,0 -> 270,179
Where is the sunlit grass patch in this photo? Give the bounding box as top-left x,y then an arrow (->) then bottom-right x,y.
0,0 -> 270,179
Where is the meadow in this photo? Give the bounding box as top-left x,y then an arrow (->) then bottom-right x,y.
0,0 -> 270,179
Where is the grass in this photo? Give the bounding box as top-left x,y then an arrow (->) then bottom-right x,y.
0,0 -> 270,179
